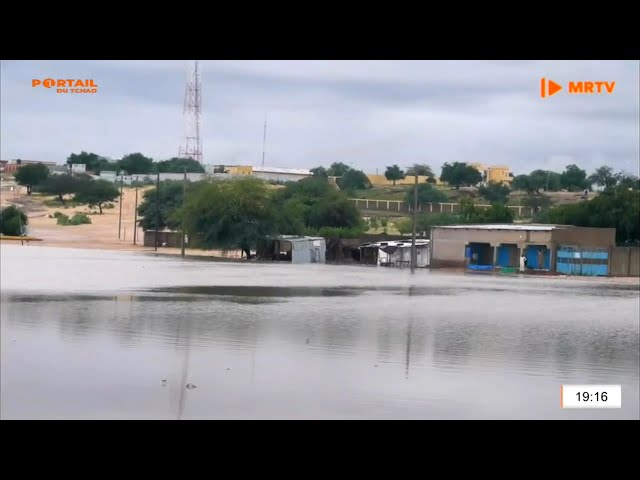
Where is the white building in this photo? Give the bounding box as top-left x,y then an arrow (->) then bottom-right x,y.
251,166 -> 312,183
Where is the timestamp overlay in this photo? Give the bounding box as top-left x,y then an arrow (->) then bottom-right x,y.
561,385 -> 622,409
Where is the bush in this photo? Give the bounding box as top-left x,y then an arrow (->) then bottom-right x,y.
55,212 -> 91,226
69,213 -> 92,225
55,213 -> 70,225
306,225 -> 367,239
1,205 -> 28,236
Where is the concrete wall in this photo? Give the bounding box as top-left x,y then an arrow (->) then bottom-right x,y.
112,173 -> 206,184
552,227 -> 616,247
252,171 -> 310,183
350,199 -> 536,218
610,247 -> 640,276
430,227 -> 557,268
366,174 -> 439,186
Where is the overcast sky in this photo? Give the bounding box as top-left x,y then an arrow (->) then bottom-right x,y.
1,60 -> 638,176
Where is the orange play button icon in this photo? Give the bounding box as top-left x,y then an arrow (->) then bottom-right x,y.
540,78 -> 563,98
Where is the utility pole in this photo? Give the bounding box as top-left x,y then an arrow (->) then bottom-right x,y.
133,185 -> 139,245
117,177 -> 124,239
181,167 -> 187,258
154,172 -> 160,251
411,171 -> 418,274
546,170 -> 551,192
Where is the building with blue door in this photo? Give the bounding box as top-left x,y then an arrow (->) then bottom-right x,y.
430,224 -> 616,276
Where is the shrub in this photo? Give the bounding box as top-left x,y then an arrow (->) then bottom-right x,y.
1,205 -> 28,236
69,213 -> 92,225
56,213 -> 70,225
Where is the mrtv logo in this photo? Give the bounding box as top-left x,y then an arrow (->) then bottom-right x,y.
32,78 -> 98,94
540,77 -> 616,98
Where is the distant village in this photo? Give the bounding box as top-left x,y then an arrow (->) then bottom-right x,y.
1,157 -> 638,278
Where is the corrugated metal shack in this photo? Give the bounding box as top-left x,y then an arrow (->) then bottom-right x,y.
257,235 -> 326,264
359,239 -> 430,268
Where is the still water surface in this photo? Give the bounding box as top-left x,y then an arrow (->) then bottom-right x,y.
1,246 -> 638,419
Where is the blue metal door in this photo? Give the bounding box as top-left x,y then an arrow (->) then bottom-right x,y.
556,246 -> 609,276
497,246 -> 512,267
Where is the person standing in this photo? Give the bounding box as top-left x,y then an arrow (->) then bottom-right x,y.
519,253 -> 527,272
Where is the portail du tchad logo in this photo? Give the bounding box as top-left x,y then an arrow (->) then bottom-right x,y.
32,78 -> 98,94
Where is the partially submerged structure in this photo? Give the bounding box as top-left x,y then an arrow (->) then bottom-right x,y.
359,240 -> 430,268
256,235 -> 326,264
430,224 -> 616,276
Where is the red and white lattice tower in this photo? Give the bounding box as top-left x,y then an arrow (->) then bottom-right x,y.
178,60 -> 203,163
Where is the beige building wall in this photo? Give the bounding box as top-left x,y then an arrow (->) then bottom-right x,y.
551,227 -> 615,247
469,163 -> 513,185
430,227 -> 556,267
367,174 -> 443,186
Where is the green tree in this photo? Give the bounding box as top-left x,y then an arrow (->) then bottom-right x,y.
118,153 -> 154,175
405,183 -> 447,205
530,169 -> 561,192
617,173 -> 640,191
155,157 -> 205,173
66,151 -> 111,173
326,162 -> 351,177
273,177 -> 363,231
406,164 -> 434,177
384,164 -> 405,185
310,166 -> 328,178
478,181 -> 511,204
272,198 -> 308,235
481,203 -> 514,223
560,164 -> 589,192
536,185 -> 639,243
512,174 -> 534,193
1,205 -> 28,236
589,165 -> 617,190
38,174 -> 87,204
522,194 -> 552,214
137,180 -> 189,231
14,163 -> 50,195
306,194 -> 363,229
182,177 -> 276,255
426,176 -> 437,184
440,162 -> 482,189
74,179 -> 120,213
337,169 -> 371,192
459,198 -> 513,223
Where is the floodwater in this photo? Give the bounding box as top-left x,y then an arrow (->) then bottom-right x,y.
1,245 -> 638,420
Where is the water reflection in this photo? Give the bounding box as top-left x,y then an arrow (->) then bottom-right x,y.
1,247 -> 639,419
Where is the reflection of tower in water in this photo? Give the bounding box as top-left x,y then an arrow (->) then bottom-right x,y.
168,314 -> 193,420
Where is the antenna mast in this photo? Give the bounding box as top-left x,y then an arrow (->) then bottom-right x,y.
261,116 -> 267,170
178,60 -> 203,163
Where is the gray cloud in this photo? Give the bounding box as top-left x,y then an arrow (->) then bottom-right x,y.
1,60 -> 638,176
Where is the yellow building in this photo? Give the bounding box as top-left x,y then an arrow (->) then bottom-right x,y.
469,163 -> 512,185
367,174 -> 444,187
226,165 -> 253,175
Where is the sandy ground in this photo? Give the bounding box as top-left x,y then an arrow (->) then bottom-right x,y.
0,182 -> 242,259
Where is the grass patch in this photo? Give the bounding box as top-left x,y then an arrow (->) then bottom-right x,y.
53,212 -> 92,226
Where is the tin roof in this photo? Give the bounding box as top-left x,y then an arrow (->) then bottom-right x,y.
361,239 -> 430,248
433,224 -> 565,231
267,235 -> 324,242
253,166 -> 312,175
